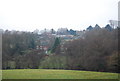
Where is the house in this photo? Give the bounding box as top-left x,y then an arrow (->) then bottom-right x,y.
105,24 -> 113,31
86,25 -> 93,31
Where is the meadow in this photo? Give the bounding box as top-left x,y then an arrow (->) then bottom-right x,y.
2,69 -> 119,79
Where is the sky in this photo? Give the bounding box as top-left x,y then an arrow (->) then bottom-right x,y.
0,0 -> 119,31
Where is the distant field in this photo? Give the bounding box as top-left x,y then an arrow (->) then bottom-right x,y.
2,69 -> 119,79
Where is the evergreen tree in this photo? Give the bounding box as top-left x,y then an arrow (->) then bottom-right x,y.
51,37 -> 61,53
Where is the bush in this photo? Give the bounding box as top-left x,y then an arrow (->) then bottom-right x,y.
39,55 -> 66,69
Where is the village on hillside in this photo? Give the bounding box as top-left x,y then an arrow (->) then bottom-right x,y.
0,23 -> 116,55
29,24 -> 115,54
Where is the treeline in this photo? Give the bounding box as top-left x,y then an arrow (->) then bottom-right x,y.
65,28 -> 119,72
2,28 -> 119,73
2,31 -> 44,69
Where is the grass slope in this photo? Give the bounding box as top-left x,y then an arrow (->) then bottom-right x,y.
2,69 -> 119,79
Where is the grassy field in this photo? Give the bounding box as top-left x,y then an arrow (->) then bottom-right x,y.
2,69 -> 119,79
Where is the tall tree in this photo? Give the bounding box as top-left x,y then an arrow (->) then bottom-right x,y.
51,37 -> 61,53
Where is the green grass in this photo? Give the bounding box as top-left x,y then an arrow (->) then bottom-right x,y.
2,69 -> 119,79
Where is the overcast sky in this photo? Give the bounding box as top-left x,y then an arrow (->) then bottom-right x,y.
0,0 -> 119,31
